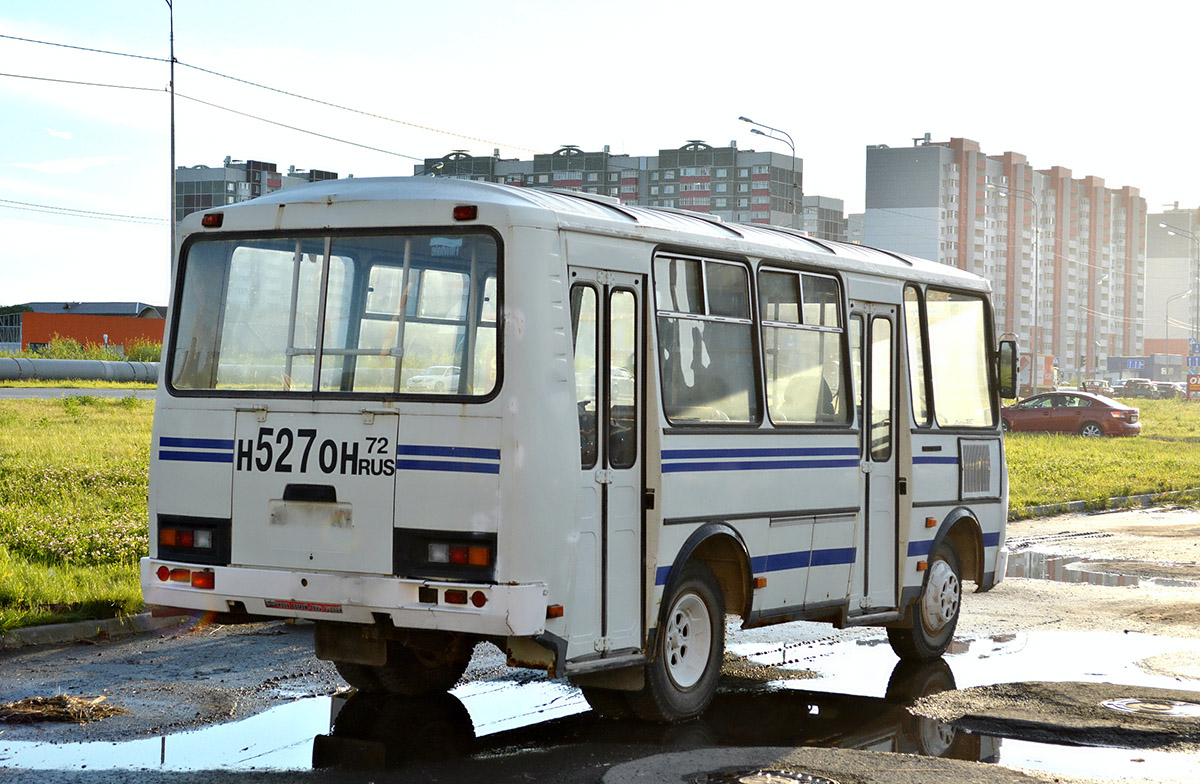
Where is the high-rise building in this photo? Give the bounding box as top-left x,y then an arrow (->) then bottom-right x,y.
175,157 -> 337,222
864,136 -> 1146,387
417,141 -> 825,236
1145,205 -> 1200,355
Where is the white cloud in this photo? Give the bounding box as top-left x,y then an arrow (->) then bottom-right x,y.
44,128 -> 73,139
9,156 -> 124,175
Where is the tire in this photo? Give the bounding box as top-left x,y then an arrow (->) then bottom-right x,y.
434,381 -> 445,392
1001,419 -> 1012,433
580,686 -> 635,719
333,660 -> 383,692
888,542 -> 962,662
627,562 -> 724,723
372,638 -> 474,695
1080,421 -> 1105,438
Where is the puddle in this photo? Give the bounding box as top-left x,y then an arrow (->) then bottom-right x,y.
1005,549 -> 1200,587
3,630 -> 1200,780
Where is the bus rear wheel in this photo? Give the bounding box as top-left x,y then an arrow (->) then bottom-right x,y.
627,562 -> 724,723
887,541 -> 962,662
372,637 -> 474,695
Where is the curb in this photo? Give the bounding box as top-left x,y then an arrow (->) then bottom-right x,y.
1011,486 -> 1200,521
0,611 -> 189,651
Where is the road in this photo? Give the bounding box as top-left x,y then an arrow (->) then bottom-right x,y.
2,507 -> 1200,783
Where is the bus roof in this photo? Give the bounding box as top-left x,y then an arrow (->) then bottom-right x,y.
191,176 -> 989,292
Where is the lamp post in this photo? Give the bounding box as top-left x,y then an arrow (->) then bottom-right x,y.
1159,222 -> 1200,343
738,116 -> 798,229
988,182 -> 1040,390
165,1 -> 175,263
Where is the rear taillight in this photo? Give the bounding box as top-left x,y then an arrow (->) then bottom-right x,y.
427,542 -> 492,567
160,526 -> 215,550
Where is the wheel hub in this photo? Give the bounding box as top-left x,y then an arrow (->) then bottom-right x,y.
664,592 -> 711,689
921,559 -> 960,633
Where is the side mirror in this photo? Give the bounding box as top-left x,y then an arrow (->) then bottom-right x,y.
998,339 -> 1019,400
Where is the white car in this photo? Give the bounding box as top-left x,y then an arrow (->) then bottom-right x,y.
407,365 -> 460,392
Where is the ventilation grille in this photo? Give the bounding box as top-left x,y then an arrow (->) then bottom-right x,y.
961,442 -> 992,496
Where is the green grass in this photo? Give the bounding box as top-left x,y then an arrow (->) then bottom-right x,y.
2,393 -> 1200,631
0,397 -> 152,631
1005,398 -> 1200,517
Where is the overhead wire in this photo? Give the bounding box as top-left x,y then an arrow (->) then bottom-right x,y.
0,198 -> 165,224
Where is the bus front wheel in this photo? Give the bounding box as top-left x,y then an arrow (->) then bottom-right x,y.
887,541 -> 962,662
627,562 -> 724,723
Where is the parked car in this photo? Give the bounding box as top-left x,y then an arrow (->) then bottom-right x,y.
1001,391 -> 1141,437
1081,379 -> 1113,395
1112,378 -> 1157,399
1153,381 -> 1188,399
406,365 -> 461,392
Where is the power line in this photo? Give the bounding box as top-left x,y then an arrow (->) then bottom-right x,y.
0,31 -> 538,154
175,92 -> 423,162
0,71 -> 162,92
0,32 -> 168,63
0,198 -> 165,224
177,61 -> 539,154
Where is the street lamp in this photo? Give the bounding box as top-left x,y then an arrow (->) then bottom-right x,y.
988,182 -> 1040,390
738,116 -> 798,229
1159,222 -> 1199,343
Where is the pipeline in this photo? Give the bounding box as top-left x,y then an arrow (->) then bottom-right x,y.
0,357 -> 159,383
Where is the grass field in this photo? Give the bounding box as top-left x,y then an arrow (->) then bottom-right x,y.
1,394 -> 1198,631
0,396 -> 150,631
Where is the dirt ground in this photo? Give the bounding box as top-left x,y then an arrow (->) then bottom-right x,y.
4,506 -> 1200,784
960,506 -> 1200,640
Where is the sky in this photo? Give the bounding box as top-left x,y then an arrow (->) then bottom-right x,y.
3,0 -> 1200,306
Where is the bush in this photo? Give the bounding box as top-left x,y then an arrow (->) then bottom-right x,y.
0,334 -> 162,362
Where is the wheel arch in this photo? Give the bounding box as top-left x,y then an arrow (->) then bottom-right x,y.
926,508 -> 983,587
658,523 -> 753,627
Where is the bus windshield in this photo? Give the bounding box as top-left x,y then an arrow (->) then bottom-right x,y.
169,231 -> 499,396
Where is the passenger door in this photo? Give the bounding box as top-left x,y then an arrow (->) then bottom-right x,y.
850,303 -> 899,612
568,269 -> 645,659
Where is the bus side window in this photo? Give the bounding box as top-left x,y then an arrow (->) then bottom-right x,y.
571,284 -> 599,469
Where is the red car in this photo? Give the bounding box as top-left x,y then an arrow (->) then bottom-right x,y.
1001,391 -> 1141,437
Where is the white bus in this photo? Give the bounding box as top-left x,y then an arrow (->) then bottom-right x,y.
142,177 -> 1017,722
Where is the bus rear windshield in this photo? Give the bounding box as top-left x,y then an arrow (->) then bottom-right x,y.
169,232 -> 499,396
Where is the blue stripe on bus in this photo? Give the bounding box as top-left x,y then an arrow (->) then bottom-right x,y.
655,546 -> 857,586
913,456 -> 959,465
663,458 -> 861,474
908,539 -> 933,557
910,532 -> 1001,556
159,437 -> 234,451
663,446 -> 860,460
397,444 -> 501,461
158,449 -> 234,464
394,459 -> 500,475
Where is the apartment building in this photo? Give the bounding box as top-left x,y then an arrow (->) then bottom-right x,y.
417,141 -> 827,236
864,136 -> 1146,387
175,157 -> 337,222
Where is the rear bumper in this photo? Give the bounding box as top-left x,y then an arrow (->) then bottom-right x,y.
140,558 -> 548,637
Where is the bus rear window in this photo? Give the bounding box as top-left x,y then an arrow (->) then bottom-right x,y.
169,232 -> 499,396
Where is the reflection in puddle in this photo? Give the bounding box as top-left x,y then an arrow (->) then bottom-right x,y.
1006,549 -> 1200,587
2,630 -> 1200,780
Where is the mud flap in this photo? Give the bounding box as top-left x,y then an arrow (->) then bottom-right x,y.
314,621 -> 387,666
